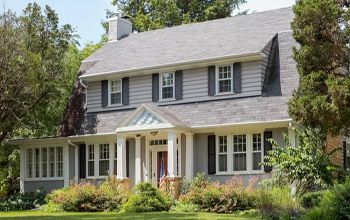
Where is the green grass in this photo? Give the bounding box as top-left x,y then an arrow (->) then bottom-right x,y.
0,210 -> 260,220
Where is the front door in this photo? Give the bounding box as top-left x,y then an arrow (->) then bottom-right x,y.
157,151 -> 168,184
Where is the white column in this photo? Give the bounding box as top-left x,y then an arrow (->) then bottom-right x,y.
94,144 -> 99,177
135,136 -> 142,183
63,145 -> 70,187
117,135 -> 127,179
288,126 -> 296,147
109,141 -> 115,176
74,146 -> 78,184
168,131 -> 178,177
19,147 -> 25,193
185,133 -> 194,179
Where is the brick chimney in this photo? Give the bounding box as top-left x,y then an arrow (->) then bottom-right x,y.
108,16 -> 132,41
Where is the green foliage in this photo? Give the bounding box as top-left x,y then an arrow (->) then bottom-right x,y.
45,178 -> 129,212
179,173 -> 256,213
170,201 -> 200,213
289,0 -> 350,135
300,191 -> 324,209
108,0 -> 246,32
0,144 -> 19,197
255,187 -> 302,220
0,190 -> 46,211
263,128 -> 334,196
120,182 -> 171,213
304,178 -> 350,220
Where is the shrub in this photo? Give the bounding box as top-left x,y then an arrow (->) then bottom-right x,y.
120,182 -> 171,213
170,201 -> 200,213
255,186 -> 302,220
301,191 -> 324,209
179,174 -> 256,213
44,177 -> 129,212
0,190 -> 46,211
304,178 -> 350,220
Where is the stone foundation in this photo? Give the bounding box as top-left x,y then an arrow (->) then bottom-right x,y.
326,135 -> 343,167
159,176 -> 181,199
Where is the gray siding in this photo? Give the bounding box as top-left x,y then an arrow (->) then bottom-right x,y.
127,138 -> 136,186
193,128 -> 287,184
86,60 -> 263,113
24,180 -> 64,193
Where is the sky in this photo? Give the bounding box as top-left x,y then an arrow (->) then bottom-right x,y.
3,0 -> 296,47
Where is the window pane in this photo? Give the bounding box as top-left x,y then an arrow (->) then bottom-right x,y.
88,161 -> 94,176
114,160 -> 117,175
162,86 -> 173,99
162,73 -> 173,86
233,134 -> 246,152
233,153 -> 247,171
111,80 -> 121,92
35,148 -> 40,178
253,134 -> 262,151
49,147 -> 55,177
26,149 -> 33,178
99,161 -> 109,176
99,144 -> 110,160
219,80 -> 231,93
41,148 -> 47,178
219,155 -> 227,172
253,152 -> 262,170
56,147 -> 63,177
219,136 -> 227,153
110,93 -> 121,105
114,143 -> 118,159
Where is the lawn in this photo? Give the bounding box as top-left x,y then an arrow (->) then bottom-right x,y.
0,210 -> 260,220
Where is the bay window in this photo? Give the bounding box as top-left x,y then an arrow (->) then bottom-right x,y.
99,144 -> 110,176
56,147 -> 63,177
233,134 -> 247,171
41,148 -> 48,177
218,136 -> 228,172
252,134 -> 262,170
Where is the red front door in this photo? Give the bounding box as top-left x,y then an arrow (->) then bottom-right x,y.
157,151 -> 168,184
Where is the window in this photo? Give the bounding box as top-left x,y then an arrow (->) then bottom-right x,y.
233,134 -> 247,171
49,147 -> 55,177
252,134 -> 262,170
88,145 -> 95,177
109,79 -> 122,105
161,73 -> 174,100
114,143 -> 117,175
25,146 -> 63,179
217,65 -> 233,93
26,149 -> 33,178
56,147 -> 63,177
218,136 -> 228,172
34,148 -> 40,178
99,144 -> 110,176
41,148 -> 48,178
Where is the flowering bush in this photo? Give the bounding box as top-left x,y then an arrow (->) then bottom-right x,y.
178,173 -> 257,213
44,177 -> 129,212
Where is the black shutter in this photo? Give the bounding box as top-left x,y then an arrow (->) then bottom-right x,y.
233,62 -> 241,93
101,80 -> 108,107
264,131 -> 273,172
343,141 -> 347,169
152,73 -> 159,102
79,144 -> 86,179
208,66 -> 216,96
126,141 -> 130,178
175,70 -> 183,100
208,135 -> 216,174
122,77 -> 129,105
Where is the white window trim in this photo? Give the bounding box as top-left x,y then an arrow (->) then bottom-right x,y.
108,79 -> 123,106
215,64 -> 234,95
215,133 -> 265,175
159,72 -> 175,101
98,144 -> 110,177
86,144 -> 95,178
86,143 -> 113,179
24,146 -> 64,181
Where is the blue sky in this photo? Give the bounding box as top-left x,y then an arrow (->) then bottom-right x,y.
4,0 -> 295,47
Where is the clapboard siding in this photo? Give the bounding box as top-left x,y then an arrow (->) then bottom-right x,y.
261,39 -> 273,85
86,60 -> 263,113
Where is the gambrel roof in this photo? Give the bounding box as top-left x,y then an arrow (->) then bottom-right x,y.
80,7 -> 293,79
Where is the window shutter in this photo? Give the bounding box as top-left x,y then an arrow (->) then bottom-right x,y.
233,62 -> 241,93
79,144 -> 86,179
152,73 -> 159,102
101,80 -> 108,107
122,77 -> 129,105
208,66 -> 216,96
264,131 -> 273,172
208,135 -> 216,174
175,70 -> 183,100
343,141 -> 347,169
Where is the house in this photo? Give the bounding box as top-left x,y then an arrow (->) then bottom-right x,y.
12,7 -> 349,194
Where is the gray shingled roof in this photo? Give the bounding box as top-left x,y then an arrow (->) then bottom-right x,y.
81,7 -> 293,78
78,29 -> 298,135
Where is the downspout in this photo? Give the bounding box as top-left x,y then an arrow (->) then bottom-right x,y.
68,140 -> 79,184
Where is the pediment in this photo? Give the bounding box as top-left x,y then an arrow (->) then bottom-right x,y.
127,108 -> 165,127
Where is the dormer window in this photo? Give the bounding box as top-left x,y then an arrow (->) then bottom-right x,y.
160,73 -> 175,100
216,65 -> 233,94
109,79 -> 122,105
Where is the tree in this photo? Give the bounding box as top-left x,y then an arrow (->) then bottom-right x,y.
0,3 -> 76,143
109,0 -> 246,32
288,0 -> 350,136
